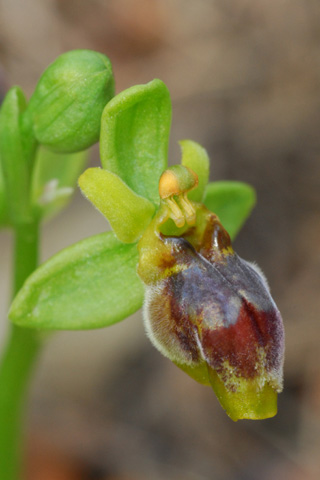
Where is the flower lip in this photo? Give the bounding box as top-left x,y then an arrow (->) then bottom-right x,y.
138,201 -> 285,420
146,234 -> 284,385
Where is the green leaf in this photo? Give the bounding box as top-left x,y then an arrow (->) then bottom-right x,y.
204,181 -> 256,240
9,232 -> 144,330
79,167 -> 155,243
0,87 -> 31,224
180,139 -> 209,202
25,50 -> 115,153
100,79 -> 171,204
31,146 -> 88,220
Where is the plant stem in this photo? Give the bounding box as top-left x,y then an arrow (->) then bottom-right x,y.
0,220 -> 41,480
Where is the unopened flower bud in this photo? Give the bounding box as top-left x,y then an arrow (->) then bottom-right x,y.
25,50 -> 115,153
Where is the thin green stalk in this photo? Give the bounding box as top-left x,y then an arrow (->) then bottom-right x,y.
0,221 -> 41,480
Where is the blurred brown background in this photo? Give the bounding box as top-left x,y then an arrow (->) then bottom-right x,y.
1,0 -> 320,479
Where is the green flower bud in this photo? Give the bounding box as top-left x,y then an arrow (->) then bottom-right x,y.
25,50 -> 115,153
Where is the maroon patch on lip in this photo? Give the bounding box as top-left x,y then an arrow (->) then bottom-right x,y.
201,300 -> 283,379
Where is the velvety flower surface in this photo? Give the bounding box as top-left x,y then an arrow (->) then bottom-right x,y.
138,196 -> 285,421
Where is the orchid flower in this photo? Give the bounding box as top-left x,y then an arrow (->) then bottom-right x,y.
9,79 -> 284,421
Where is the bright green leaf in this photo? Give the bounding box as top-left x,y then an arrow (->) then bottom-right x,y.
180,139 -> 209,203
9,232 -> 144,330
79,168 -> 155,243
100,79 -> 171,204
204,181 -> 256,240
31,146 -> 88,220
25,50 -> 115,153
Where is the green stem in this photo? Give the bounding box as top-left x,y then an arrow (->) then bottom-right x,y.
0,221 -> 41,480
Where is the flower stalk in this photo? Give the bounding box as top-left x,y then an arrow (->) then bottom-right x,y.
0,221 -> 41,480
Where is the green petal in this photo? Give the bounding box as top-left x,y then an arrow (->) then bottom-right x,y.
9,232 -> 144,330
100,79 -> 171,204
31,146 -> 88,220
180,139 -> 209,202
79,168 -> 155,243
204,181 -> 256,240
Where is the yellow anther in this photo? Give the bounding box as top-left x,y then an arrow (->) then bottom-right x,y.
159,170 -> 181,199
159,165 -> 198,200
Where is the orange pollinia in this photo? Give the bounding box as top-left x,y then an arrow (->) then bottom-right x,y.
137,166 -> 285,421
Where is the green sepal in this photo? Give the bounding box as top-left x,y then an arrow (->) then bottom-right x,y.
204,181 -> 256,240
9,232 -> 144,330
25,50 -> 115,153
180,139 -> 209,202
79,168 -> 155,243
100,79 -> 171,204
31,146 -> 88,220
0,86 -> 31,224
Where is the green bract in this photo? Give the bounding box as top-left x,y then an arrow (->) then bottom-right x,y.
25,50 -> 115,153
